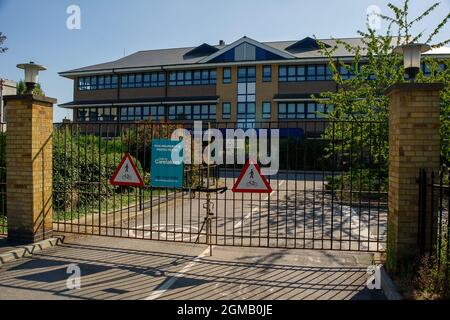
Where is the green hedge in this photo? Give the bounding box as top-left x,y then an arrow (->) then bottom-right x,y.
279,138 -> 333,171
53,128 -> 144,215
325,169 -> 388,203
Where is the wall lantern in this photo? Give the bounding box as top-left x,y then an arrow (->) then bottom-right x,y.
393,43 -> 431,81
16,61 -> 47,94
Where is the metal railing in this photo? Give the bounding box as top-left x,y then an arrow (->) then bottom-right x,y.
418,167 -> 450,290
0,122 -> 6,236
51,120 -> 388,252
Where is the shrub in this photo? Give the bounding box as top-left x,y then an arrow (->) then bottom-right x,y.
53,127 -> 144,214
325,168 -> 388,202
279,138 -> 333,171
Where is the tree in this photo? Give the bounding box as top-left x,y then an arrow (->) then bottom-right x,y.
16,80 -> 45,96
316,0 -> 450,177
0,32 -> 7,53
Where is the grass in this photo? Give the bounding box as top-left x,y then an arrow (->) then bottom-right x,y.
53,188 -> 170,222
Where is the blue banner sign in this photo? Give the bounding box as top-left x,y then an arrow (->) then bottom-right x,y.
150,139 -> 184,188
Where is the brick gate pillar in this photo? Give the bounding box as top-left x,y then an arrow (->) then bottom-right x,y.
4,94 -> 56,243
386,83 -> 443,273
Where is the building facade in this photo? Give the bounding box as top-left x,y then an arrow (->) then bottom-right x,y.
0,78 -> 17,124
59,36 -> 448,132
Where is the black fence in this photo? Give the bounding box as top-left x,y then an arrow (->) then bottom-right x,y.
418,168 -> 450,286
52,120 -> 388,251
0,123 -> 6,236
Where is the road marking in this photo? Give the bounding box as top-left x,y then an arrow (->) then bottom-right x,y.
144,246 -> 210,300
233,180 -> 284,229
128,224 -> 199,241
144,179 -> 284,300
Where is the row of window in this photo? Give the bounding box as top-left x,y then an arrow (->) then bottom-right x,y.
121,72 -> 166,88
224,66 -> 272,83
77,106 -> 168,122
279,65 -> 333,82
421,62 -> 446,76
120,106 -> 166,121
221,102 -> 331,120
76,105 -> 217,122
78,75 -> 119,91
168,104 -> 216,120
169,70 -> 216,86
77,62 -> 448,91
278,102 -> 333,119
77,107 -> 118,122
76,102 -> 332,122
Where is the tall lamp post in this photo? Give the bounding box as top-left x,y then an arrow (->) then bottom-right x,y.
16,61 -> 46,94
393,43 -> 431,82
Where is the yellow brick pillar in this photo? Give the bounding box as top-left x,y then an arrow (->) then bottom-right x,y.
4,94 -> 56,243
386,83 -> 443,273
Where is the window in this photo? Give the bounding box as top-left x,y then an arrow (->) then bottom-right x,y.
210,70 -> 217,83
121,72 -> 165,88
77,109 -> 88,122
223,67 -> 232,84
77,107 -> 118,122
237,103 -> 256,120
169,105 -> 190,120
236,66 -> 256,128
222,103 -> 231,119
278,65 -> 332,82
119,106 -> 165,121
308,65 -> 330,81
168,104 -> 216,120
278,102 -> 332,119
78,75 -> 118,91
263,66 -> 272,82
279,66 -> 301,81
262,102 -> 271,119
169,69 -> 216,86
339,65 -> 355,80
421,62 -> 446,77
237,66 -> 256,83
237,83 -> 256,103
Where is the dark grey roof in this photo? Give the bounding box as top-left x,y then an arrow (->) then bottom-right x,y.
59,37 -> 389,76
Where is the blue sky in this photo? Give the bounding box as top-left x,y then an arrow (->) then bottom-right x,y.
0,0 -> 449,122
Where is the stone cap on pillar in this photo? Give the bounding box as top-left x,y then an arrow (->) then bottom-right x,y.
3,94 -> 57,105
385,83 -> 444,96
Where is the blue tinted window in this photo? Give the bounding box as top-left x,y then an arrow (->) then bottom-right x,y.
223,67 -> 232,84
277,102 -> 333,119
78,75 -> 119,91
263,66 -> 272,82
278,64 -> 332,82
168,69 -> 216,86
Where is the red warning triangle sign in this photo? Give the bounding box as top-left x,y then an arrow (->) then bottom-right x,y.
110,153 -> 145,187
232,160 -> 272,193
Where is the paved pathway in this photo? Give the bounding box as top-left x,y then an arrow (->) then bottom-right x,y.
0,235 -> 385,300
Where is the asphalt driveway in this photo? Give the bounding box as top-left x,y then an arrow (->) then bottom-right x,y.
0,235 -> 385,300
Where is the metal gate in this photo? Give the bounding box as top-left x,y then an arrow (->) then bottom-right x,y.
0,123 -> 6,237
417,168 -> 450,256
52,120 -> 388,252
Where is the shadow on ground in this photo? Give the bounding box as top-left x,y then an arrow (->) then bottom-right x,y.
0,236 -> 385,300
